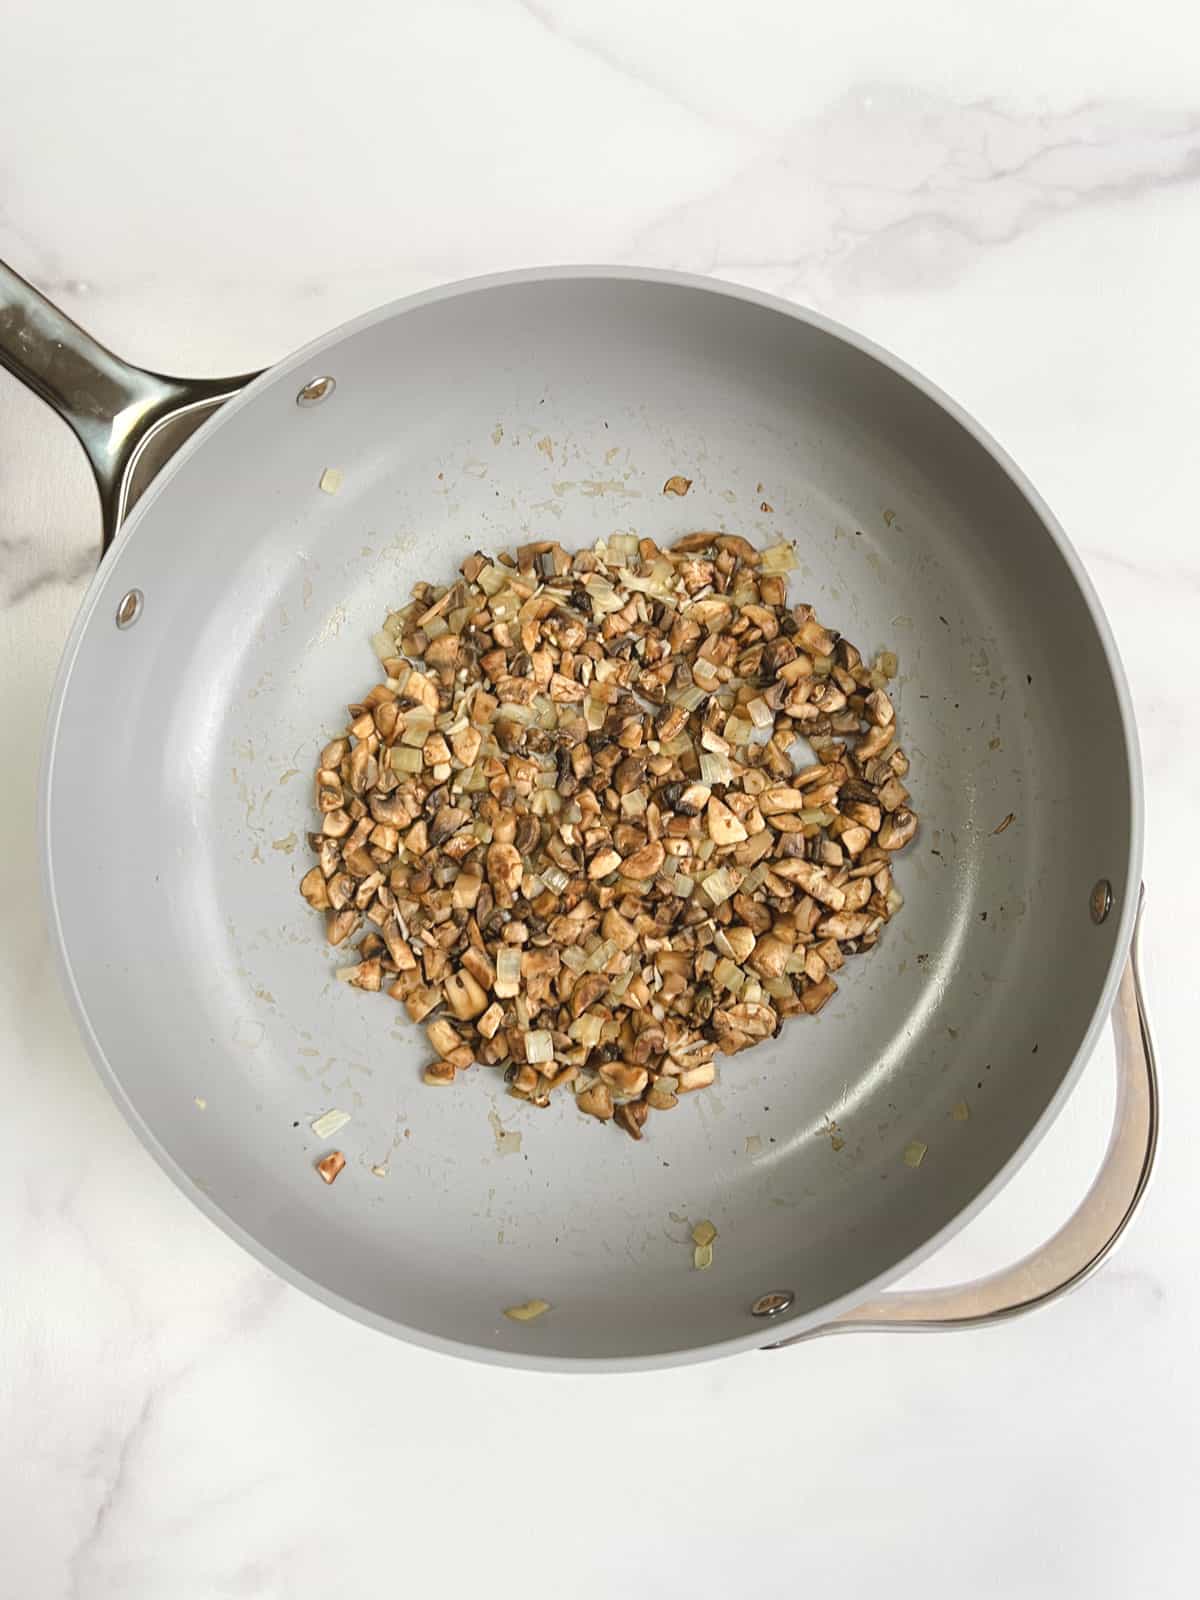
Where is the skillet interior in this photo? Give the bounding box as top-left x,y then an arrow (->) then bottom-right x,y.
43,273 -> 1138,1364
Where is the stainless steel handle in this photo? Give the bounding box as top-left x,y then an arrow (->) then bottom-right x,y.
0,257 -> 257,551
770,893 -> 1157,1346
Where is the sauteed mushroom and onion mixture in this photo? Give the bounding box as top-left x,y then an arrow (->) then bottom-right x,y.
299,531 -> 917,1143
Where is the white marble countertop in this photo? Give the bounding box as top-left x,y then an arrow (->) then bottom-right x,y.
2,3 -> 1197,1594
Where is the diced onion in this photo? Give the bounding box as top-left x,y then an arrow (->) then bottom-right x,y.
584,578 -> 624,616
713,957 -> 745,993
702,867 -> 737,905
310,1108 -> 351,1139
401,717 -> 433,747
504,1299 -> 550,1321
495,948 -> 522,996
569,1014 -> 603,1047
700,752 -> 733,786
671,683 -> 709,713
476,564 -> 507,596
585,938 -> 618,973
525,1029 -> 554,1064
760,542 -> 798,574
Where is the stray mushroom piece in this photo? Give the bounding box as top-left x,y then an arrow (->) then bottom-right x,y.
878,808 -> 918,851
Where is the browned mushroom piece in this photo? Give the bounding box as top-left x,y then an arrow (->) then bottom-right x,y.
615,1101 -> 650,1139
297,530 -> 915,1140
299,866 -> 331,910
326,908 -> 362,946
878,808 -> 918,851
577,1081 -> 614,1120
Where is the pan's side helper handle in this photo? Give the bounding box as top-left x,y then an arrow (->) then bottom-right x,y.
0,257 -> 257,552
769,893 -> 1158,1346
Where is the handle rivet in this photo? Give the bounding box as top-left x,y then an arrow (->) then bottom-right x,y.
1090,879 -> 1113,925
115,588 -> 143,629
751,1291 -> 795,1318
296,375 -> 336,407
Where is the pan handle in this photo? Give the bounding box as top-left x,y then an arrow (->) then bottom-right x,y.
768,891 -> 1158,1346
0,257 -> 257,553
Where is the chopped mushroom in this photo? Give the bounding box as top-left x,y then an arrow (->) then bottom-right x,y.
878,808 -> 918,850
298,531 -> 916,1142
577,1081 -> 614,1120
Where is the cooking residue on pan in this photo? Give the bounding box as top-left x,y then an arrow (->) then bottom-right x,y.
488,1108 -> 523,1157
